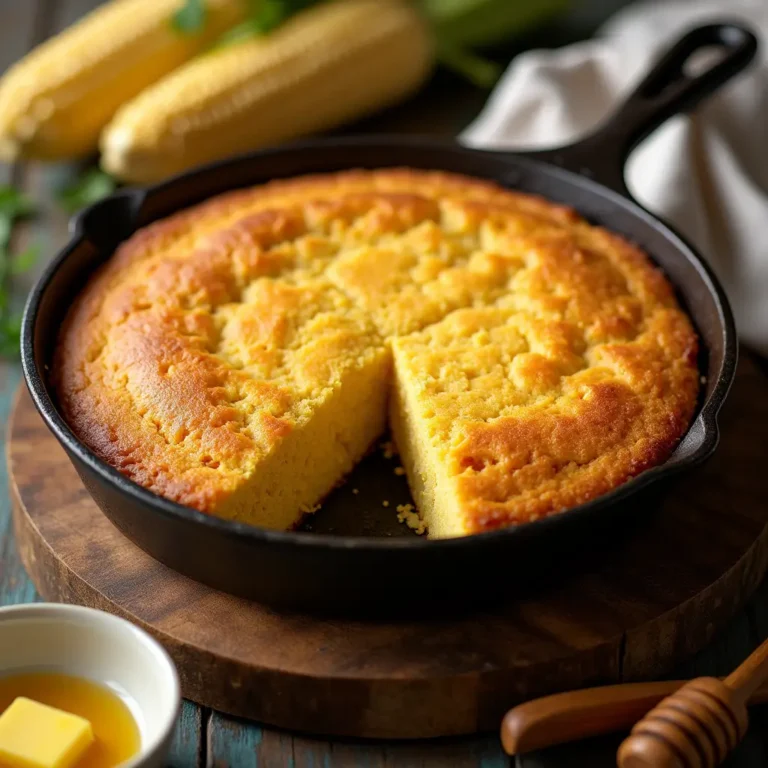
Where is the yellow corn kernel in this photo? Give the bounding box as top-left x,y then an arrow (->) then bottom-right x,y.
101,0 -> 435,183
0,0 -> 248,161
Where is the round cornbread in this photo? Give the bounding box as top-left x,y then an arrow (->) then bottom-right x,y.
54,170 -> 699,537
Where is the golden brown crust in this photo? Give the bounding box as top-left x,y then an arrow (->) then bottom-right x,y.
457,308 -> 696,530
55,168 -> 699,531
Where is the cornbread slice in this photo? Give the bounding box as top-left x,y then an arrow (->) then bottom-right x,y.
56,195 -> 390,528
56,168 -> 699,535
392,300 -> 698,536
58,275 -> 388,528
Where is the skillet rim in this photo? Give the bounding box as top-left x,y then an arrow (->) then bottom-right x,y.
20,135 -> 738,553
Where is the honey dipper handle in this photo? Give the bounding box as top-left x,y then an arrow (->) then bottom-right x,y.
500,677 -> 768,756
501,682 -> 690,755
726,636 -> 768,701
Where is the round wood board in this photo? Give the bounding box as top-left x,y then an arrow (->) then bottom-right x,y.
8,356 -> 768,739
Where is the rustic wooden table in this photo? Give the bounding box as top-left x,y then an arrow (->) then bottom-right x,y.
2,1 -> 767,765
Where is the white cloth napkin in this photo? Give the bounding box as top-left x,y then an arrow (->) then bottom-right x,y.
461,0 -> 768,355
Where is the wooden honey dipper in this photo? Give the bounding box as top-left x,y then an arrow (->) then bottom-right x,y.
501,677 -> 768,757
617,636 -> 768,767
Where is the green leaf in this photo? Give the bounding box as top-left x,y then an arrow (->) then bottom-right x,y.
251,0 -> 290,35
213,0 -> 322,48
9,244 -> 40,275
0,218 -> 11,249
172,0 -> 207,35
0,186 -> 34,219
0,311 -> 22,357
258,0 -> 318,32
0,185 -> 35,251
3,312 -> 22,337
0,337 -> 19,358
57,169 -> 116,214
0,184 -> 36,357
214,17 -> 263,47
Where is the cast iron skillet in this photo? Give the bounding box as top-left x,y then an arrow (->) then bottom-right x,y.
22,23 -> 756,613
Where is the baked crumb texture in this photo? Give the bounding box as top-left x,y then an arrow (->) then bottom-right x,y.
55,169 -> 699,537
397,503 -> 426,535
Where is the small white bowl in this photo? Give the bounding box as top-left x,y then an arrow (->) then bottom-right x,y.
0,603 -> 180,768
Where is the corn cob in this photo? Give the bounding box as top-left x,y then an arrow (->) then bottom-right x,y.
101,0 -> 435,184
0,0 -> 248,161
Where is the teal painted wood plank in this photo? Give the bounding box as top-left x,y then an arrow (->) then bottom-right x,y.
208,713 -> 510,767
207,715 -> 264,768
0,363 -> 38,607
168,701 -> 205,768
378,734 -> 508,767
516,733 -> 619,768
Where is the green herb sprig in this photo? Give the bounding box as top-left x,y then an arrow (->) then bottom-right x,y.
223,0 -> 316,41
57,168 -> 116,214
0,185 -> 38,357
174,0 -> 317,42
0,168 -> 117,358
173,0 -> 206,34
423,0 -> 570,86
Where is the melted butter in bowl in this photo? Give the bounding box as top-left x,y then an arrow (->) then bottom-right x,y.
0,604 -> 179,768
0,672 -> 141,768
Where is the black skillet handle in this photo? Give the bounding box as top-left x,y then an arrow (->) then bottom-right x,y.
526,23 -> 758,196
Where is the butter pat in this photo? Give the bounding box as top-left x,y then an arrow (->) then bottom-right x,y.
0,697 -> 94,768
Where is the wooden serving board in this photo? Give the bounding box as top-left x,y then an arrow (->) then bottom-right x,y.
8,356 -> 768,740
